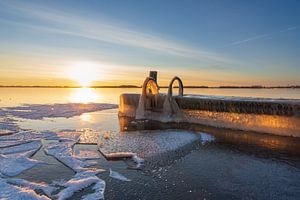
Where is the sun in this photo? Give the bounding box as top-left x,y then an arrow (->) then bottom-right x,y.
68,62 -> 98,87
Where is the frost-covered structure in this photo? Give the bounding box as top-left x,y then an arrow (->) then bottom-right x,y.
119,72 -> 300,138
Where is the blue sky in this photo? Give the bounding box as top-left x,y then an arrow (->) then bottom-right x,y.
0,0 -> 299,86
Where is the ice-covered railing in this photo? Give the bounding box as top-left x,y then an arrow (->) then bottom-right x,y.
175,95 -> 300,116
119,71 -> 300,138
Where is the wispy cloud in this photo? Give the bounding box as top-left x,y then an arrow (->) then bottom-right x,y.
225,26 -> 298,47
0,0 -> 237,65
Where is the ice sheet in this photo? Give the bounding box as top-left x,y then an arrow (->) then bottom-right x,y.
74,149 -> 101,160
44,141 -> 86,172
45,131 -> 81,142
6,178 -> 57,197
44,140 -> 102,173
0,140 -> 34,148
0,140 -> 42,155
0,151 -> 43,177
2,103 -> 118,120
0,131 -> 56,141
56,170 -> 105,200
0,178 -> 50,200
0,118 -> 19,134
98,129 -> 200,159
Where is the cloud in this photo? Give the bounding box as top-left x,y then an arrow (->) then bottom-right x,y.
0,0 -> 237,65
225,26 -> 298,47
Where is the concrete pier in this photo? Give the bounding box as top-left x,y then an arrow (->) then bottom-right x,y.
119,94 -> 300,138
119,72 -> 300,138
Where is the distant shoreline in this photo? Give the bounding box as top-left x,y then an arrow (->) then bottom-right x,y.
0,85 -> 299,89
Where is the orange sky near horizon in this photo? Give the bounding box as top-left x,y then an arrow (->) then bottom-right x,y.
1,54 -> 298,87
0,55 -> 298,87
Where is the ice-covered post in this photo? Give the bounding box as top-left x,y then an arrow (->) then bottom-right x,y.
149,71 -> 157,83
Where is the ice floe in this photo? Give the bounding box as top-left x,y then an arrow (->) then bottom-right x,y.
98,129 -> 200,168
2,103 -> 118,120
44,141 -> 90,172
0,140 -> 34,148
0,102 -> 120,199
45,131 -> 81,142
78,128 -> 102,144
42,132 -> 107,199
74,149 -> 101,160
0,133 -> 43,177
55,170 -> 105,200
0,140 -> 42,155
98,129 -> 200,159
0,118 -> 19,135
0,178 -> 51,200
6,178 -> 57,197
104,152 -> 144,168
0,151 -> 43,177
0,130 -> 56,141
109,169 -> 131,182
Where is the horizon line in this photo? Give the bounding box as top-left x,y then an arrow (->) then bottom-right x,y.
0,85 -> 299,89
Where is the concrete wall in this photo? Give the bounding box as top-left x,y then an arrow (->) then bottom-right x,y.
118,93 -> 300,138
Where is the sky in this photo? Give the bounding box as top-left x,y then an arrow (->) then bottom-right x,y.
0,0 -> 299,86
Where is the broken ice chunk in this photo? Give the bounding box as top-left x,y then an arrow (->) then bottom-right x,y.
0,178 -> 50,200
74,149 -> 101,160
109,169 -> 131,182
6,178 -> 57,197
0,151 -> 43,177
56,170 -> 105,200
0,140 -> 42,155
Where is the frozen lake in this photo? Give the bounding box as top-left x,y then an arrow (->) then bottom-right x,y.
1,87 -> 300,107
0,88 -> 300,199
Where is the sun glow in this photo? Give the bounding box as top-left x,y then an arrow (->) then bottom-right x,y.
68,62 -> 99,87
70,88 -> 101,103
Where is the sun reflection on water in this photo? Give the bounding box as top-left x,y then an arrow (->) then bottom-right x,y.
80,113 -> 93,123
70,88 -> 101,104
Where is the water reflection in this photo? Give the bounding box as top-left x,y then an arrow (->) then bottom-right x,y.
69,88 -> 101,103
80,113 -> 93,123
